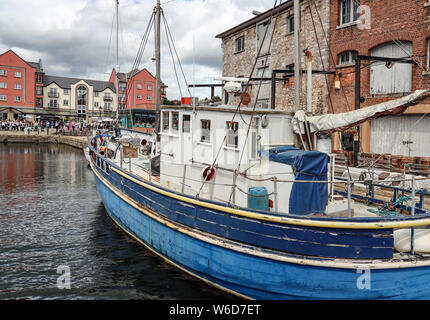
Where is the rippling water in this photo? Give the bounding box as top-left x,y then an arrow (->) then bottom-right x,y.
0,143 -> 236,300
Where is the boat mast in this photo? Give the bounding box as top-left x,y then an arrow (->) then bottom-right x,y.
115,0 -> 120,121
293,0 -> 301,111
155,0 -> 161,135
116,0 -> 119,71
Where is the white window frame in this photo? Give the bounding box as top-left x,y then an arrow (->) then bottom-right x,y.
162,111 -> 170,132
137,94 -> 142,100
137,84 -> 142,89
14,83 -> 21,90
200,119 -> 211,143
64,89 -> 69,95
0,95 -> 7,101
14,71 -> 22,78
226,121 -> 239,149
0,70 -> 6,76
235,36 -> 245,53
147,95 -> 152,101
15,96 -> 21,102
340,0 -> 360,26
338,51 -> 358,66
63,99 -> 69,106
147,85 -> 151,90
0,82 -> 7,89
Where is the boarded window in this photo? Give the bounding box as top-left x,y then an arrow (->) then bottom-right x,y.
370,41 -> 412,94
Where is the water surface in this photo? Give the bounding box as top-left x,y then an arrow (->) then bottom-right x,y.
0,143 -> 236,300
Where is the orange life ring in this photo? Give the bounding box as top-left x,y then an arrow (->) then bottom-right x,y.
202,166 -> 216,181
99,146 -> 106,156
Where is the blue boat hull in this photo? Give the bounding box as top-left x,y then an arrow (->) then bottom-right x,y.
92,166 -> 430,299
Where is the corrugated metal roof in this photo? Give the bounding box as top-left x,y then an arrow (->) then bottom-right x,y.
43,75 -> 116,93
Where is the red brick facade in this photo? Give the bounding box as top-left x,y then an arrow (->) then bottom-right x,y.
328,0 -> 430,152
0,50 -> 37,111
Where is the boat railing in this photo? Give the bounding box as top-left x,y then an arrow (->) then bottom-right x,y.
89,133 -> 430,257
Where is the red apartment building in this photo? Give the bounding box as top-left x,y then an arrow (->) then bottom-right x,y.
328,0 -> 430,158
109,68 -> 166,133
0,50 -> 44,120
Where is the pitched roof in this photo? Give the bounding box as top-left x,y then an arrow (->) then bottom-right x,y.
215,0 -> 294,39
26,61 -> 42,72
43,75 -> 116,93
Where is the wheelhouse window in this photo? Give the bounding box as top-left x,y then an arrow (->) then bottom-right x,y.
200,119 -> 211,143
235,36 -> 245,53
226,121 -> 239,148
162,111 -> 169,131
182,114 -> 191,133
338,50 -> 358,66
172,112 -> 179,132
340,0 -> 360,25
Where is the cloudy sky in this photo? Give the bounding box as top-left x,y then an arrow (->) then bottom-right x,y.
0,0 -> 275,100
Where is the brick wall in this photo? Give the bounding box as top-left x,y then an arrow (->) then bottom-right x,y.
328,0 -> 430,152
219,0 -> 331,114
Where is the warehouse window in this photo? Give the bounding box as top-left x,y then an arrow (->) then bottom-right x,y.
338,50 -> 358,66
235,36 -> 245,53
340,0 -> 360,25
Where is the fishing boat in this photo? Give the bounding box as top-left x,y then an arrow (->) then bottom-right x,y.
86,0 -> 430,299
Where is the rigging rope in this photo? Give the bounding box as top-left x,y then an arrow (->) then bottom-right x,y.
161,10 -> 192,97
195,0 -> 280,200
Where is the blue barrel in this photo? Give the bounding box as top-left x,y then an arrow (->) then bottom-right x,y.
247,187 -> 269,211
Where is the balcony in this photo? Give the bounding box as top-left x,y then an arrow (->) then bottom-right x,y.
103,95 -> 113,101
48,103 -> 59,109
48,92 -> 59,98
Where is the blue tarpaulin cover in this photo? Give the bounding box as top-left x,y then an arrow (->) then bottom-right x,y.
264,146 -> 329,215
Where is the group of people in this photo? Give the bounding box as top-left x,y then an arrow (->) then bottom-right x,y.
0,118 -> 119,135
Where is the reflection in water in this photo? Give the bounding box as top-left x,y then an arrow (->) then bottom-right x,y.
0,143 -> 236,300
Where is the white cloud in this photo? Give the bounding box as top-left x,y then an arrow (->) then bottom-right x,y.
0,0 -> 275,99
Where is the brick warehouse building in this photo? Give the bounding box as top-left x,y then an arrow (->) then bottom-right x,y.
216,0 -> 430,159
328,0 -> 430,158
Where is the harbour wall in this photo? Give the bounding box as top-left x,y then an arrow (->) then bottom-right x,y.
0,132 -> 88,150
